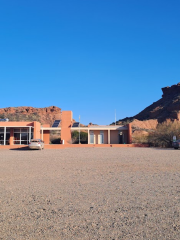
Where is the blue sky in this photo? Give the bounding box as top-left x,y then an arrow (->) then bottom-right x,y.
0,0 -> 179,125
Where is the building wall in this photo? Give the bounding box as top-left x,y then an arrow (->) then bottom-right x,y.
0,121 -> 41,145
110,130 -> 128,144
43,130 -> 50,144
94,130 -> 99,144
110,130 -> 119,144
41,124 -> 50,144
103,130 -> 108,144
0,114 -> 132,146
33,121 -> 41,139
90,130 -> 108,144
0,122 -> 33,127
61,111 -> 72,144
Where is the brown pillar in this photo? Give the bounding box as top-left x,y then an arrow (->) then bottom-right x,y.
10,128 -> 14,145
33,121 -> 41,139
61,111 -> 72,144
127,123 -> 132,144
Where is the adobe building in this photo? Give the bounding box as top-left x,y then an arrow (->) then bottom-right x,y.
0,111 -> 132,146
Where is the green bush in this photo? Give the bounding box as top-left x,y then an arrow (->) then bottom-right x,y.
71,130 -> 88,144
148,121 -> 180,147
51,138 -> 61,144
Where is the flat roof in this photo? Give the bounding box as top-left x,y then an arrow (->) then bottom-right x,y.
41,125 -> 128,131
71,126 -> 128,131
41,127 -> 61,130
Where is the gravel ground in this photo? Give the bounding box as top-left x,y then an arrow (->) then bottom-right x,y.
0,147 -> 180,240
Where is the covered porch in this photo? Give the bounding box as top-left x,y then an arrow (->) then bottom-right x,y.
71,124 -> 132,145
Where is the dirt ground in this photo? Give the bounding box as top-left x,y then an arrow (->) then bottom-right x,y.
0,147 -> 180,240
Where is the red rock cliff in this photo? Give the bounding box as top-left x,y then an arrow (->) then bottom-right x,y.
0,106 -> 61,126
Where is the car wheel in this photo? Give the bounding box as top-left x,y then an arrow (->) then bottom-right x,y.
174,147 -> 178,149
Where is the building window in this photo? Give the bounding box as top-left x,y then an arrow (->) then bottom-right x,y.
13,128 -> 32,145
0,128 -> 10,145
6,132 -> 10,145
90,131 -> 94,144
0,132 -> 4,145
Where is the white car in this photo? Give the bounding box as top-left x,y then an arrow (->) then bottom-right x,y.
28,139 -> 44,150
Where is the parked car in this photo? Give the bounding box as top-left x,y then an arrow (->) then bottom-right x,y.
172,139 -> 180,149
28,139 -> 44,150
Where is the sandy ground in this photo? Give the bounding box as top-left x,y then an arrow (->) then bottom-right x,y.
0,147 -> 180,240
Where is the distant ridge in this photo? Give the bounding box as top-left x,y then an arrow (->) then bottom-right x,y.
117,82 -> 180,125
0,106 -> 61,125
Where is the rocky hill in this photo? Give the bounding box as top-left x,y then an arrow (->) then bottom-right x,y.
0,106 -> 61,126
117,82 -> 180,130
1,83 -> 180,130
134,83 -> 180,122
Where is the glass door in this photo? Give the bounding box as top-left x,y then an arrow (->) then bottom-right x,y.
99,131 -> 104,144
90,131 -> 94,144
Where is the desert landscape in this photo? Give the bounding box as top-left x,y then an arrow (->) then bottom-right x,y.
1,147 -> 180,239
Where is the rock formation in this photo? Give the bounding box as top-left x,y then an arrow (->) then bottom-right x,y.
117,82 -> 180,127
0,106 -> 61,126
134,82 -> 180,123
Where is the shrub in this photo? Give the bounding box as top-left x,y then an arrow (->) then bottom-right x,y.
132,133 -> 149,144
71,130 -> 88,144
51,138 -> 61,144
148,121 -> 180,147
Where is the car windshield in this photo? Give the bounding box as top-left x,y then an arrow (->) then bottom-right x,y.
31,140 -> 40,142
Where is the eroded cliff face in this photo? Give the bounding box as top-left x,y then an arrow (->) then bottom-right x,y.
115,82 -> 180,137
0,106 -> 61,126
134,82 -> 180,123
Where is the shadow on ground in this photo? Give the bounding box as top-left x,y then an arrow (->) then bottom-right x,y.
10,147 -> 39,151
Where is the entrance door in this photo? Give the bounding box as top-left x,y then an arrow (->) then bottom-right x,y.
119,133 -> 123,144
99,131 -> 104,144
90,131 -> 94,144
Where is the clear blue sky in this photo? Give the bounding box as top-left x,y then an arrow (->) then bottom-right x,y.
0,0 -> 179,125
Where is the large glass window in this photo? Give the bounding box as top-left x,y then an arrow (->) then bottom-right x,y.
6,130 -> 10,145
14,133 -> 20,144
0,133 -> 4,145
13,128 -> 32,145
0,128 -> 10,145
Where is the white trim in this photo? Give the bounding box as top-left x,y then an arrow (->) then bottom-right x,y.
41,127 -> 61,130
71,126 -> 128,131
108,129 -> 110,144
4,127 -> 6,145
29,127 -> 31,143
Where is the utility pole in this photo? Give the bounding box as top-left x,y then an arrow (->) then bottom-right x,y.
115,109 -> 116,126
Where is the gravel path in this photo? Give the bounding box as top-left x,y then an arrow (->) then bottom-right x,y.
0,147 -> 180,240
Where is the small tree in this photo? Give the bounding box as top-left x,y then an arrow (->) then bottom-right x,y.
148,121 -> 180,147
71,130 -> 88,144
